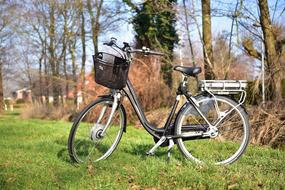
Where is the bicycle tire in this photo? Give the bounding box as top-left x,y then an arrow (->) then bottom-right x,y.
68,97 -> 126,163
175,95 -> 250,165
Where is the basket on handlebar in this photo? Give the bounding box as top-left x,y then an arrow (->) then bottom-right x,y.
93,52 -> 129,89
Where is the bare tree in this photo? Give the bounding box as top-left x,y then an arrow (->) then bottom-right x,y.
48,0 -> 60,106
258,0 -> 283,101
79,0 -> 86,103
87,0 -> 104,55
27,2 -> 49,103
202,0 -> 215,79
241,0 -> 285,101
182,0 -> 196,67
61,0 -> 69,103
0,1 -> 16,111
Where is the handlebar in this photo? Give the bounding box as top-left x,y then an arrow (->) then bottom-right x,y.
128,49 -> 164,56
103,37 -> 164,57
103,37 -> 117,46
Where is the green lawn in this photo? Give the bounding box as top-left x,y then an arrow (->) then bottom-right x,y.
0,111 -> 284,190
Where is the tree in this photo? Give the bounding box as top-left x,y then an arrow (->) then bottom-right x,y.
241,0 -> 285,101
87,0 -> 104,55
201,0 -> 215,79
258,0 -> 283,101
27,1 -> 49,103
124,0 -> 178,88
79,0 -> 86,103
48,0 -> 61,106
0,1 -> 16,111
182,0 -> 196,68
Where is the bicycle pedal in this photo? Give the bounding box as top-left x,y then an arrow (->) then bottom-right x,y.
146,151 -> 154,156
166,139 -> 174,162
167,151 -> 171,162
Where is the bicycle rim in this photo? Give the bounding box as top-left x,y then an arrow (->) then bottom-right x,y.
69,99 -> 124,163
176,96 -> 249,165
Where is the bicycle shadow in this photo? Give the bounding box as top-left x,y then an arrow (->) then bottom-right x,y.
54,138 -> 74,164
57,147 -> 73,164
56,139 -> 112,165
124,143 -> 168,160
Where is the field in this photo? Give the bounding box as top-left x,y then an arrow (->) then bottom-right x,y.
0,111 -> 284,190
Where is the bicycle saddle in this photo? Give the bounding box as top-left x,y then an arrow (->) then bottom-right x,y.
173,65 -> 202,77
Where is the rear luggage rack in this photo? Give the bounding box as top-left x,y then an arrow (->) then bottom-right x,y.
199,80 -> 247,95
199,80 -> 247,105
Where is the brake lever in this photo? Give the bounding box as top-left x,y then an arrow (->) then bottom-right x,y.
103,37 -> 117,47
122,42 -> 130,51
141,46 -> 150,55
111,37 -> 117,41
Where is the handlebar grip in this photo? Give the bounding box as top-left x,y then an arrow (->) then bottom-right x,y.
103,41 -> 114,46
128,49 -> 143,53
148,51 -> 165,56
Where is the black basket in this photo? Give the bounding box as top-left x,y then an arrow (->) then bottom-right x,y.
93,52 -> 129,89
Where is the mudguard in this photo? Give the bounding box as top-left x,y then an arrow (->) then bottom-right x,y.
98,94 -> 127,133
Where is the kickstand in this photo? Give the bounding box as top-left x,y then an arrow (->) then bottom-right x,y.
167,139 -> 174,162
146,136 -> 166,156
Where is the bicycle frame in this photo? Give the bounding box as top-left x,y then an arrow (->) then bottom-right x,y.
122,79 -> 179,139
121,78 -> 218,140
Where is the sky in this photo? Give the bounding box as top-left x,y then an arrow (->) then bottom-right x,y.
2,0 -> 285,96
97,0 -> 284,54
105,0 -> 284,61
79,0 -> 285,80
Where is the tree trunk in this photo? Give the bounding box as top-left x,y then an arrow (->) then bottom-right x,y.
202,0 -> 215,79
183,0 -> 196,67
43,42 -> 49,105
80,0 -> 86,103
48,0 -> 60,106
62,2 -> 68,104
0,62 -> 3,113
87,0 -> 103,55
258,0 -> 282,100
39,54 -> 43,103
69,40 -> 77,105
63,49 -> 69,102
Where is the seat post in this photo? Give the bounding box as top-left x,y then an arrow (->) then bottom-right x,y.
182,75 -> 188,87
177,75 -> 188,96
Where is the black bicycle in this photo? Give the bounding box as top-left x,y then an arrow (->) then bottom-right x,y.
68,37 -> 250,165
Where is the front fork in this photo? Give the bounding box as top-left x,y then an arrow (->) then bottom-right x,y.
100,92 -> 121,136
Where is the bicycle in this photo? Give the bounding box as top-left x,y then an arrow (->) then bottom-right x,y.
68,37 -> 250,165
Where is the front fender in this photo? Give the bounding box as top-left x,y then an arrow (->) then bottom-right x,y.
98,94 -> 127,133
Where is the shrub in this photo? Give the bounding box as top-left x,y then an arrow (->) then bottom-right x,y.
248,102 -> 285,150
4,99 -> 12,105
16,99 -> 25,104
21,103 -> 77,121
123,57 -> 173,123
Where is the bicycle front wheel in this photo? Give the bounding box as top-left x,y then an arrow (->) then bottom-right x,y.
68,97 -> 126,163
175,95 -> 250,165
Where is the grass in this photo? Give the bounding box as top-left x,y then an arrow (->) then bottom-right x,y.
0,110 -> 284,190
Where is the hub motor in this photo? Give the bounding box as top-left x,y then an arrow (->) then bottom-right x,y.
90,124 -> 104,141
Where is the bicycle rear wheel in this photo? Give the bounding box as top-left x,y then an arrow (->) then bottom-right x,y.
175,95 -> 250,165
68,97 -> 126,163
